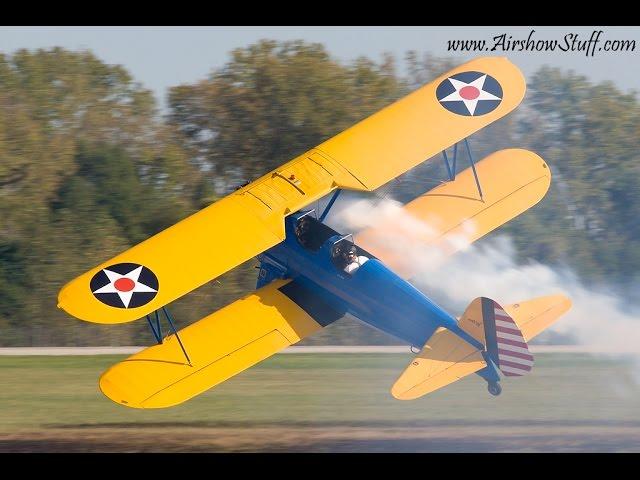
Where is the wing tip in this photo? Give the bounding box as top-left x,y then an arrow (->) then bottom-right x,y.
57,279 -> 148,324
99,369 -> 144,409
391,383 -> 420,401
531,293 -> 573,314
554,294 -> 573,316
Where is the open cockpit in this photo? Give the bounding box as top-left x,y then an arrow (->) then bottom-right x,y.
293,213 -> 372,276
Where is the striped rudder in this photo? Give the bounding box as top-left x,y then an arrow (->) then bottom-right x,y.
483,298 -> 534,377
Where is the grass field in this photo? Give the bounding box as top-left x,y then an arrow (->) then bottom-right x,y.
1,352 -> 640,452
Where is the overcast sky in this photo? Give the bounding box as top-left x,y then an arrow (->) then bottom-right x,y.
1,26 -> 638,111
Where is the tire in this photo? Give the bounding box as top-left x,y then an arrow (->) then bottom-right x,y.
488,382 -> 502,396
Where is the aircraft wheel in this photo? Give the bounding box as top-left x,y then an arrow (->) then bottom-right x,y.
488,382 -> 502,396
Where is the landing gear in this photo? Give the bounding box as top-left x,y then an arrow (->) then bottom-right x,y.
488,382 -> 502,396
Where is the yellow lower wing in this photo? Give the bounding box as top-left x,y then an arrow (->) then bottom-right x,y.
99,279 -> 328,409
355,149 -> 550,278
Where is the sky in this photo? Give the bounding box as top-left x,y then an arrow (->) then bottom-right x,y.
1,26 -> 639,111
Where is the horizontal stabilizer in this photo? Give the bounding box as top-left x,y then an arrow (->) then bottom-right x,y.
391,327 -> 486,400
502,294 -> 572,342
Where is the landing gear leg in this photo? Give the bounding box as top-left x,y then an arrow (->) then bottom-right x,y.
488,382 -> 502,396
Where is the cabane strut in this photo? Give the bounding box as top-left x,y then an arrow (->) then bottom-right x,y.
319,189 -> 341,222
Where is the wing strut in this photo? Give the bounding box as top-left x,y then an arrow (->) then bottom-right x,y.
144,307 -> 192,366
464,138 -> 484,201
441,138 -> 484,200
145,310 -> 163,344
163,307 -> 192,366
442,143 -> 457,181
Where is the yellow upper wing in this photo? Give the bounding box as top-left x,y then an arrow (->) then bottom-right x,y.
316,56 -> 526,190
58,57 -> 525,324
58,152 -> 360,323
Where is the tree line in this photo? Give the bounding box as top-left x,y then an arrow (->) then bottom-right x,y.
0,41 -> 638,346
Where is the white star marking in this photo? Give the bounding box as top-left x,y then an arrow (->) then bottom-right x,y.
439,74 -> 501,115
93,265 -> 157,308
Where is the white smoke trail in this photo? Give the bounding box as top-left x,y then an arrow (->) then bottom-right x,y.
329,197 -> 640,354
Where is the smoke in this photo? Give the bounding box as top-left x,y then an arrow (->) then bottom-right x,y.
328,197 -> 640,354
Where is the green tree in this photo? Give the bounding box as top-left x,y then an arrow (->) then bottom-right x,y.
513,68 -> 640,284
168,40 -> 403,188
1,43 -> 638,346
0,49 -> 199,345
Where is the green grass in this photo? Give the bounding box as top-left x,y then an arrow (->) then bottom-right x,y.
1,352 -> 639,433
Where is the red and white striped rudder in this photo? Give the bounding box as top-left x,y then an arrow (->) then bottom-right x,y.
492,301 -> 534,377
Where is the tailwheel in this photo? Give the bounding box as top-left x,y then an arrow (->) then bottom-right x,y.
488,382 -> 502,396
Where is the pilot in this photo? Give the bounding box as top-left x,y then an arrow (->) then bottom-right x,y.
295,216 -> 311,248
342,245 -> 368,274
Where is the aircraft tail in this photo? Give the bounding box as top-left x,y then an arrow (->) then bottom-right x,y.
391,294 -> 571,400
459,297 -> 534,377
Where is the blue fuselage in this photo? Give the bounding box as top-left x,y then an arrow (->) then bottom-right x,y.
259,212 -> 475,348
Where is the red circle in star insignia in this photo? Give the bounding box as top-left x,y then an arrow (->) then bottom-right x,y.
114,278 -> 135,292
90,262 -> 159,309
459,86 -> 480,100
436,71 -> 503,117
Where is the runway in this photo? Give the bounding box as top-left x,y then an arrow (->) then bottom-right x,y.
0,345 -> 635,355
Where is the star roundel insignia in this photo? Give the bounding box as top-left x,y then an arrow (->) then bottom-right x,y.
436,71 -> 503,116
90,263 -> 159,309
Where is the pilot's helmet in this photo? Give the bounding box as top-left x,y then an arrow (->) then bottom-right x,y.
343,245 -> 357,261
296,217 -> 309,235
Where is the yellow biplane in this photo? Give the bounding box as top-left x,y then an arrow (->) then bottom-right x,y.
58,57 -> 571,408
